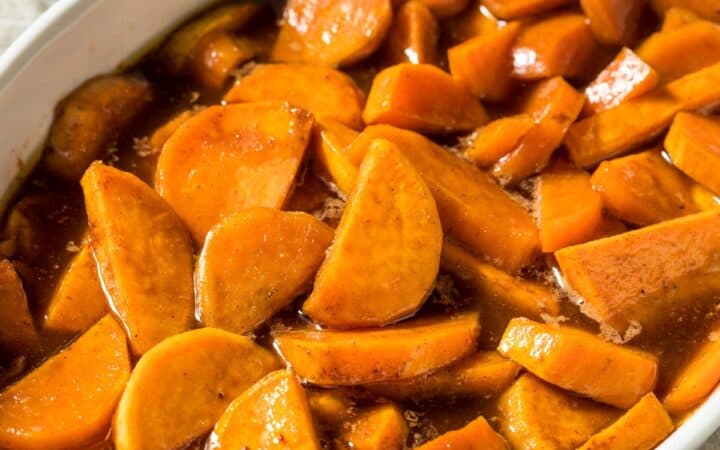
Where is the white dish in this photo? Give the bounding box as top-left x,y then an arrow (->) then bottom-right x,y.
0,1 -> 717,448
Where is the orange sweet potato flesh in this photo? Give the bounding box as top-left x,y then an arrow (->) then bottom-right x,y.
45,75 -> 152,180
565,62 -> 720,167
363,63 -> 490,134
272,0 -> 392,66
208,370 -> 320,450
114,328 -> 280,450
81,163 -> 194,355
482,0 -> 574,19
308,390 -> 355,427
579,393 -> 674,450
583,48 -> 659,116
555,211 -> 720,334
403,0 -> 470,18
337,404 -> 408,450
498,373 -> 621,450
274,312 -> 480,385
0,260 -> 39,359
149,110 -> 194,151
224,64 -> 366,129
449,22 -> 520,101
0,315 -> 129,450
580,0 -> 644,45
498,318 -> 658,408
445,3 -> 503,43
661,7 -> 702,31
197,208 -> 334,334
302,139 -> 442,328
155,102 -> 313,243
650,0 -> 720,23
417,416 -> 507,450
187,31 -> 255,88
665,112 -> 720,196
312,121 -> 359,196
348,125 -> 540,272
383,1 -> 439,65
591,149 -> 699,226
465,114 -> 535,167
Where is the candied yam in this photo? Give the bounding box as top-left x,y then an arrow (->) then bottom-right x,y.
155,102 -> 313,243
224,64 -> 365,129
272,0 -> 392,66
464,114 -> 534,167
449,22 -> 520,101
0,316 -> 129,450
208,370 -> 320,450
81,163 -> 194,355
337,404 -> 408,450
446,3 -> 503,43
302,139 -> 442,328
691,184 -> 720,211
311,121 -> 359,196
665,112 -> 720,196
114,328 -> 279,450
650,0 -> 720,23
482,0 -> 574,19
45,75 -> 152,180
149,110 -> 194,150
580,0 -> 644,45
583,48 -> 659,116
498,318 -> 658,408
409,0 -> 470,18
197,208 -> 333,334
187,32 -> 255,88
661,7 -> 701,31
382,1 -> 439,65
0,260 -> 39,359
274,312 -> 480,385
363,63 -> 489,134
308,390 -> 355,427
417,416 -> 507,450
498,374 -> 621,450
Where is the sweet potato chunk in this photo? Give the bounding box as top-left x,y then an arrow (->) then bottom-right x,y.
209,370 -> 320,450
187,32 -> 255,88
302,140 -> 442,328
348,125 -> 540,272
498,374 -> 621,450
312,121 -> 359,196
337,404 -> 408,450
0,316 -> 129,450
661,7 -> 701,31
417,416 -> 507,450
665,112 -> 720,196
308,390 -> 355,427
580,0 -> 644,45
482,0 -> 574,19
149,110 -> 194,150
274,312 -> 480,385
45,75 -> 152,180
114,328 -> 279,450
197,208 -> 334,334
363,64 -> 489,134
81,163 -> 194,355
555,211 -> 720,333
579,393 -> 673,450
155,102 -> 313,243
272,0 -> 392,66
383,1 -> 439,65
224,64 -> 365,129
464,114 -> 534,167
445,3 -> 503,42
498,318 -> 658,408
0,260 -> 39,359
650,0 -> 720,24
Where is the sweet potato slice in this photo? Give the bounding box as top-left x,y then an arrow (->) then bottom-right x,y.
661,7 -> 701,31
45,75 -> 152,180
81,163 -> 194,355
498,373 -> 621,450
382,1 -> 439,65
580,0 -> 644,45
155,102 -> 313,243
312,121 -> 359,196
149,110 -> 194,150
224,64 -> 365,129
114,328 -> 279,450
650,0 -> 720,24
274,312 -> 480,385
363,63 -> 489,134
197,208 -> 334,334
337,404 -> 408,450
0,260 -> 39,359
0,315 -> 129,450
482,0 -> 574,19
187,32 -> 255,88
464,114 -> 534,167
272,0 -> 392,66
417,416 -> 507,450
579,393 -> 673,450
555,211 -> 720,334
591,149 -> 699,226
498,318 -> 658,408
208,370 -> 320,450
665,112 -> 720,196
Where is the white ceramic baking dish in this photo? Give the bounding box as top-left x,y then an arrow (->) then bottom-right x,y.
0,0 -> 718,448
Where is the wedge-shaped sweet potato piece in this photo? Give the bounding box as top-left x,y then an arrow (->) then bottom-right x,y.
0,315 -> 129,450
303,140 -> 441,328
312,121 -> 359,196
208,370 -> 320,450
382,1 -> 439,65
449,22 -> 520,101
665,112 -> 720,196
337,403 -> 408,450
225,64 -> 365,129
81,163 -> 194,355
661,7 -> 701,31
187,31 -> 255,88
580,0 -> 644,45
482,0 -> 574,19
591,149 -> 699,226
498,318 -> 658,408
149,110 -> 194,150
197,208 -> 334,334
274,312 -> 479,385
272,0 -> 392,66
498,374 -> 621,450
155,102 -> 313,243
465,114 -> 535,167
445,3 -> 503,43
538,159 -> 603,252
348,126 -> 540,272
114,328 -> 279,450
0,260 -> 39,359
417,416 -> 507,450
45,75 -> 152,180
579,393 -> 673,450
650,0 -> 720,24
363,64 -> 489,134
367,351 -> 520,400
555,211 -> 720,333
566,62 -> 720,167
692,184 -> 720,211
